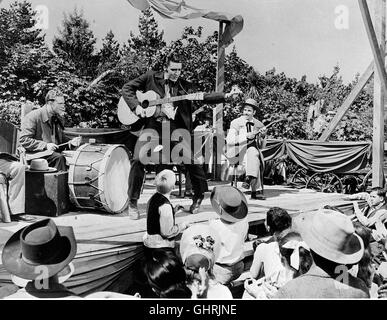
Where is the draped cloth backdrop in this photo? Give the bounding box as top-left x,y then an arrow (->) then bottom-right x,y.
125,0 -> 244,47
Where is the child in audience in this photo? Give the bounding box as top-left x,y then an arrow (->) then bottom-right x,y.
250,207 -> 292,280
180,224 -> 233,299
244,231 -> 313,299
351,222 -> 379,298
144,249 -> 192,298
143,170 -> 190,252
208,186 -> 249,285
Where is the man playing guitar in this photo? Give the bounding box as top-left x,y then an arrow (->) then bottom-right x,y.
121,52 -> 240,218
226,98 -> 267,200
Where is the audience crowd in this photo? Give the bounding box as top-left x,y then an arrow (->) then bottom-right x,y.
1,170 -> 387,300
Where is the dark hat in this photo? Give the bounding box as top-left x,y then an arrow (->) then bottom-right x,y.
2,219 -> 77,280
210,186 -> 248,223
243,98 -> 259,109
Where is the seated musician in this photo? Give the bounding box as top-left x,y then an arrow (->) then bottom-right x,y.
226,98 -> 267,200
19,89 -> 81,171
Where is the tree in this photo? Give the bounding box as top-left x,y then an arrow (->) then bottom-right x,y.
0,0 -> 44,63
126,8 -> 166,70
97,30 -> 121,74
53,8 -> 98,78
0,1 -> 51,101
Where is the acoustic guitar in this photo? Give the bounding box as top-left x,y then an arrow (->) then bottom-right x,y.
225,118 -> 286,160
117,85 -> 243,127
117,90 -> 205,126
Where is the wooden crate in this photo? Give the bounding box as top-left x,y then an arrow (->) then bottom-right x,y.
25,171 -> 71,216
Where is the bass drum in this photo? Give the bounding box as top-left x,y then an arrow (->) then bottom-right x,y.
68,144 -> 130,213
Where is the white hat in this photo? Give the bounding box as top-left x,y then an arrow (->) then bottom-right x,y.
300,209 -> 364,265
179,225 -> 221,271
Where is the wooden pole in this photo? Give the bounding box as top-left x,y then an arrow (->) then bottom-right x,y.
359,0 -> 387,93
370,0 -> 386,187
357,0 -> 387,187
319,62 -> 374,141
319,45 -> 387,141
213,22 -> 226,180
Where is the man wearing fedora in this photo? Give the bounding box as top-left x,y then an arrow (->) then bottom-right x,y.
2,218 -> 79,299
226,98 -> 267,200
209,186 -> 249,285
274,209 -> 370,298
19,89 -> 81,171
0,153 -> 26,220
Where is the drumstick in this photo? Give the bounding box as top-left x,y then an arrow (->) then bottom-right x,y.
57,141 -> 71,147
57,136 -> 81,147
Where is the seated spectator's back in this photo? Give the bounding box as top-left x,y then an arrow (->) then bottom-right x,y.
275,209 -> 370,299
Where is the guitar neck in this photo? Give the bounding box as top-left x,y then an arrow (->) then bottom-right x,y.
148,95 -> 194,106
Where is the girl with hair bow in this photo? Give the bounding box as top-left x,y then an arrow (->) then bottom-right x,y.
244,231 -> 313,299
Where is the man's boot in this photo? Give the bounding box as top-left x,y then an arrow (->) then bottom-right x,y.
189,195 -> 204,214
184,189 -> 194,198
242,175 -> 253,190
128,199 -> 140,220
251,191 -> 266,200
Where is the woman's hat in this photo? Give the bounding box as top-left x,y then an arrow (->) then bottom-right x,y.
300,209 -> 364,265
2,219 -> 77,280
210,186 -> 248,223
27,158 -> 56,173
179,224 -> 221,271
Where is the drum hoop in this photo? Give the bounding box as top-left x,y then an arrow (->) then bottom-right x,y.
68,143 -> 89,208
68,143 -> 130,214
98,145 -> 115,212
98,144 -> 130,213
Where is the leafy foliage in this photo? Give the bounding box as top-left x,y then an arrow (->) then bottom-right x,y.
126,8 -> 166,70
0,0 -> 44,61
53,8 -> 98,78
0,0 -> 375,142
97,30 -> 121,75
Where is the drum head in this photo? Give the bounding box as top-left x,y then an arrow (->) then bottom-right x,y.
101,146 -> 130,213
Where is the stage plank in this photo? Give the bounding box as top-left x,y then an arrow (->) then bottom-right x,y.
1,184 -> 354,256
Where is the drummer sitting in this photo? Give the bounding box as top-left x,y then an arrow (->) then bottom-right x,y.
19,89 -> 81,171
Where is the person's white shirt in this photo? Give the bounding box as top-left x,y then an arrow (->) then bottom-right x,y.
249,241 -> 284,280
209,218 -> 249,265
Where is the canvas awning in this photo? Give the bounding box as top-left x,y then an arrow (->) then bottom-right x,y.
126,0 -> 244,47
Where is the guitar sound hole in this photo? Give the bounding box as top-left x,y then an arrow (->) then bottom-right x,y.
142,100 -> 149,108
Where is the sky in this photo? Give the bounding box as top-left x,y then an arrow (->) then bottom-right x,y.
1,0 -> 377,84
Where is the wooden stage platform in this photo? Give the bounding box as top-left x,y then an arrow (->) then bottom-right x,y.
0,182 -> 356,296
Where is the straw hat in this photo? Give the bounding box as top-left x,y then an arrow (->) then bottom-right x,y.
300,209 -> 364,265
27,159 -> 56,173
